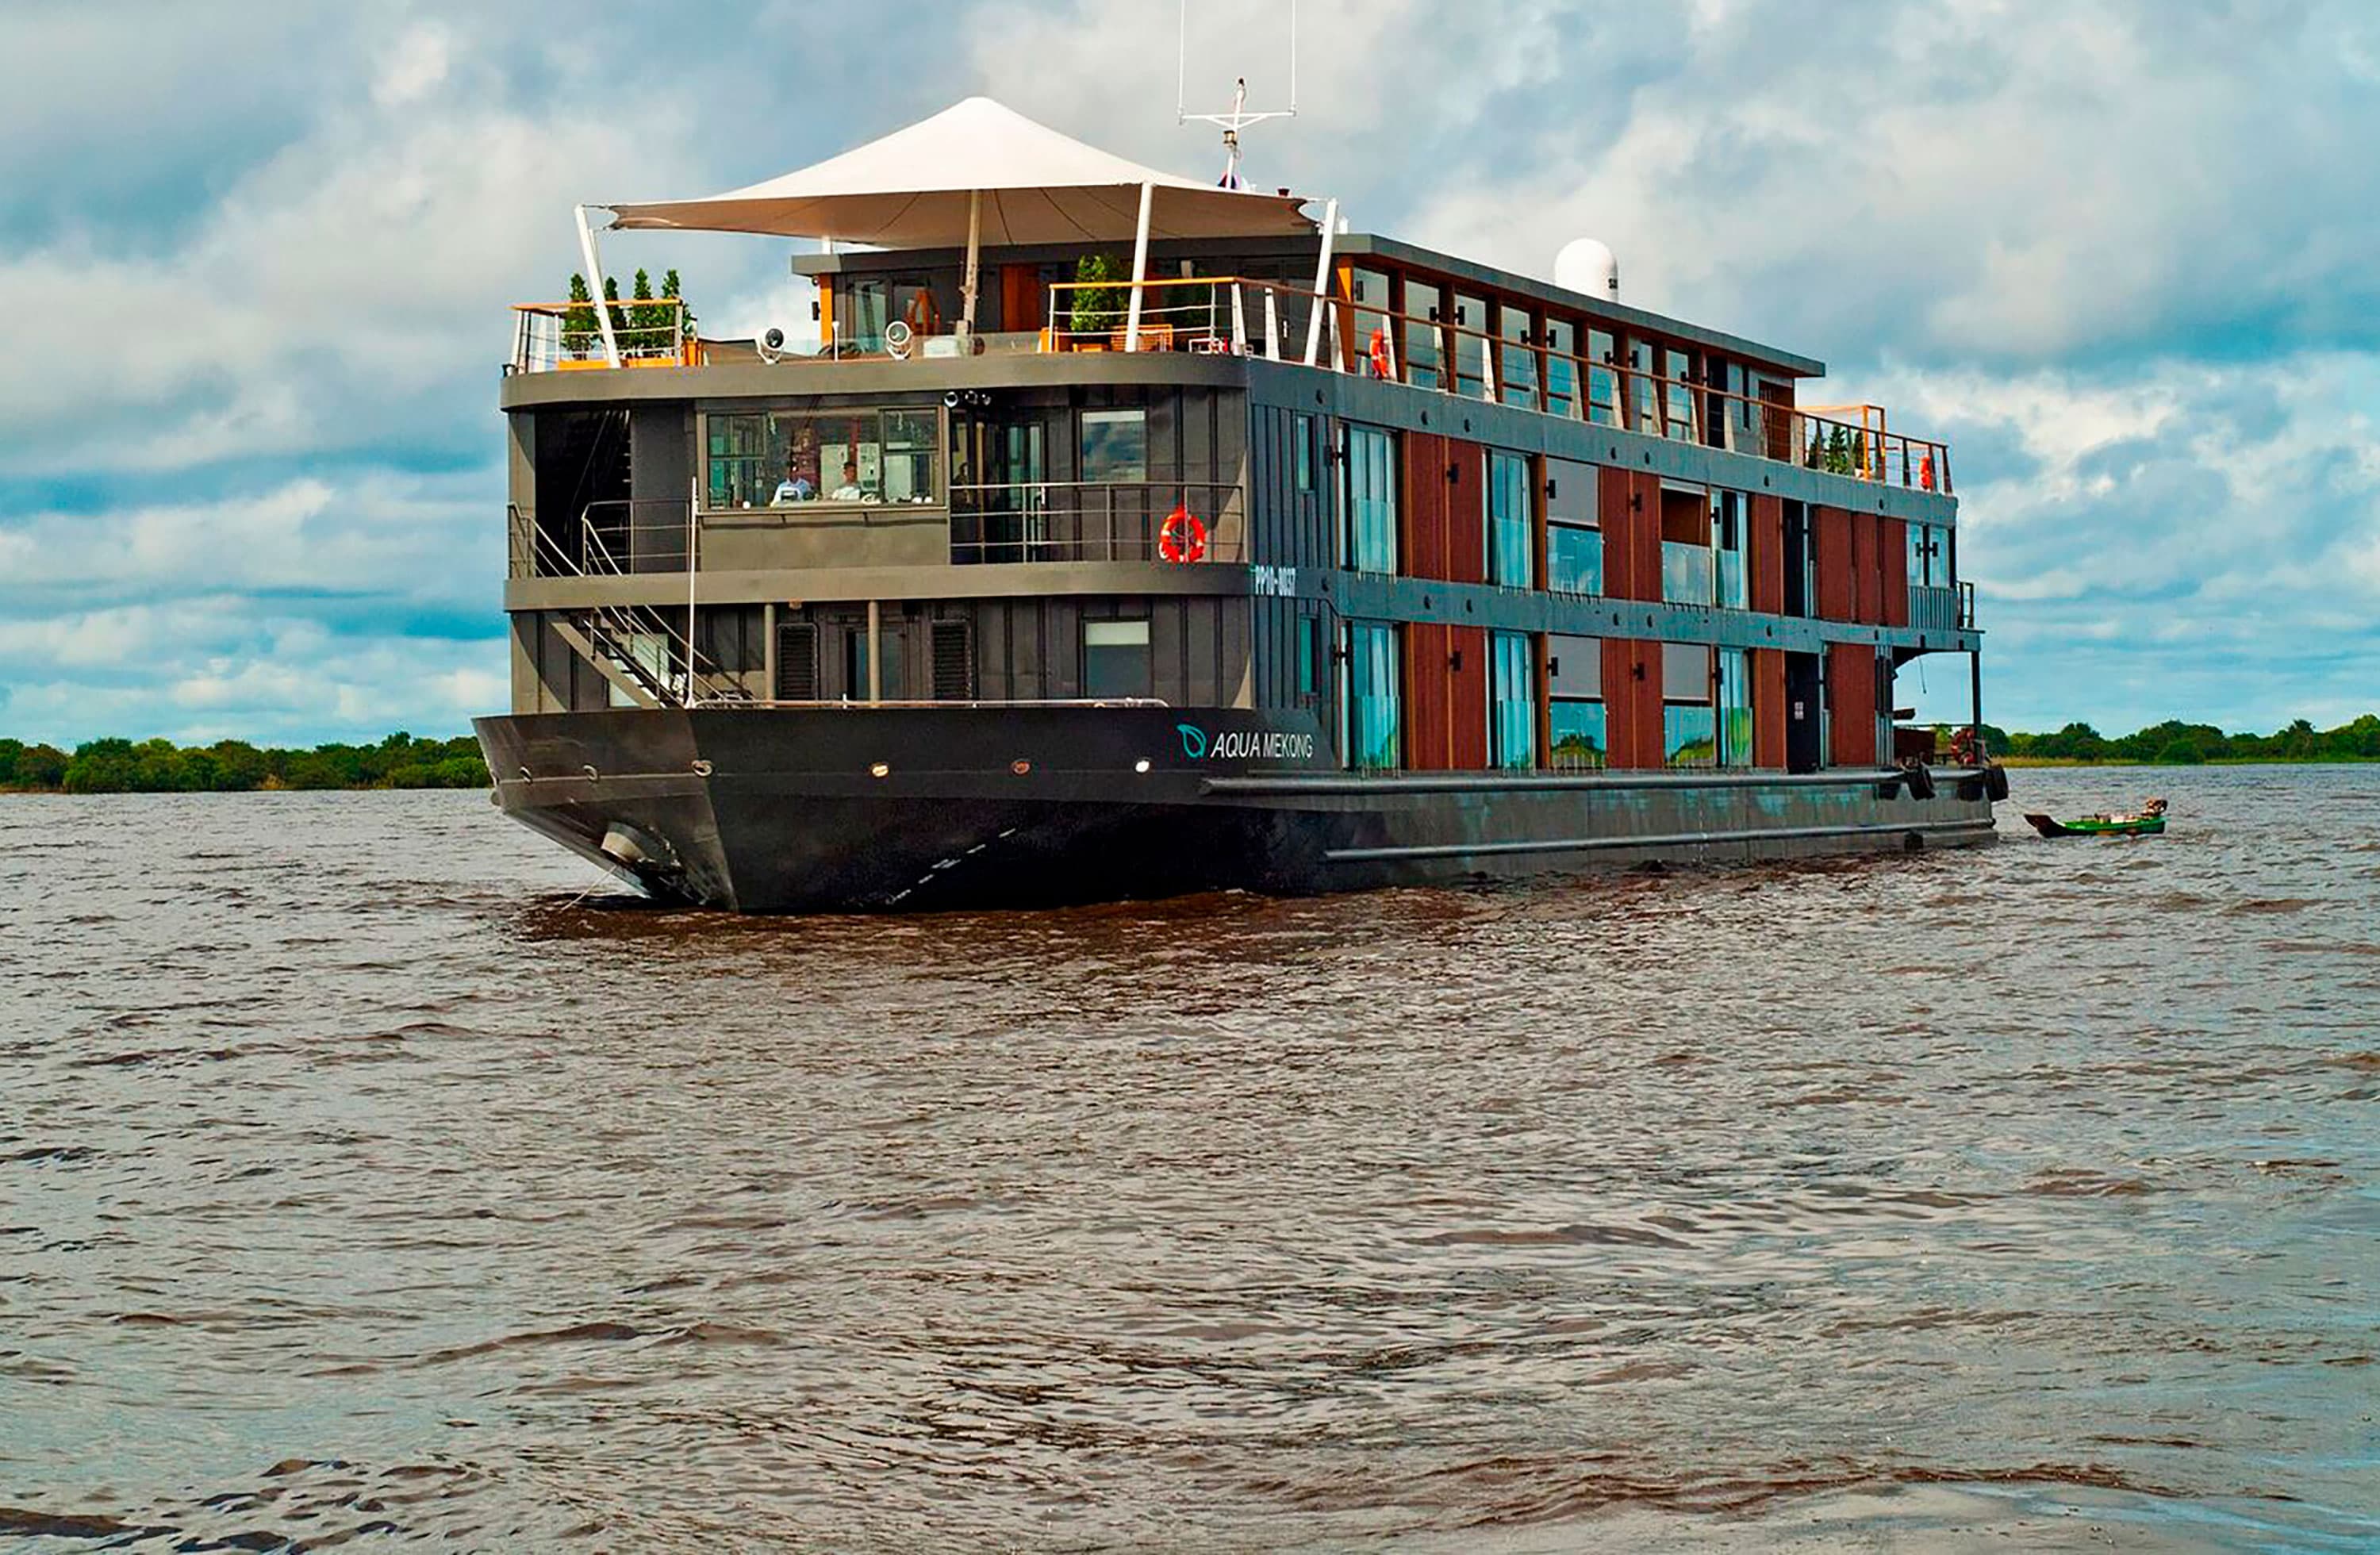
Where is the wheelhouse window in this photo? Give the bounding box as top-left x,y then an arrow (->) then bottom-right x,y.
1082,618 -> 1151,699
1487,451 -> 1533,589
1663,642 -> 1716,768
1079,409 -> 1148,483
1543,317 -> 1577,419
1546,457 -> 1601,596
1403,280 -> 1442,391
1452,293 -> 1490,399
1342,620 -> 1402,770
1491,631 -> 1535,770
1548,633 -> 1605,770
705,407 -> 939,510
1586,328 -> 1622,428
1498,305 -> 1538,410
1343,424 -> 1399,574
839,275 -> 940,351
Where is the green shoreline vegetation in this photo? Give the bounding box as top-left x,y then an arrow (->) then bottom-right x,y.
2,715 -> 2374,794
0,734 -> 489,793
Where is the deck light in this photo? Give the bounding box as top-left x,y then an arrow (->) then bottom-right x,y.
869,762 -> 891,778
1134,758 -> 1151,774
1012,759 -> 1032,775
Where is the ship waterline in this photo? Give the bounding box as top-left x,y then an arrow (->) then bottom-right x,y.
484,95 -> 1990,911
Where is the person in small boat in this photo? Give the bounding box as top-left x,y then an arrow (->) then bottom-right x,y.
2084,796 -> 2168,824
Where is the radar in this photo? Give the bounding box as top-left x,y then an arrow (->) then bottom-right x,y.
1554,238 -> 1619,301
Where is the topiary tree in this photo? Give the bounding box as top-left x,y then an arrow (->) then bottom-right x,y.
1069,251 -> 1127,338
661,268 -> 693,342
628,267 -> 658,351
563,272 -> 597,357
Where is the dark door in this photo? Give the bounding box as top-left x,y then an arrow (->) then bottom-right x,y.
1785,651 -> 1822,774
1782,501 -> 1810,618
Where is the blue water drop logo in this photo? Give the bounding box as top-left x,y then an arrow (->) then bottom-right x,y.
1176,723 -> 1208,760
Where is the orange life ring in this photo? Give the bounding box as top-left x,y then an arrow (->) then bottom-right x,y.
1368,325 -> 1392,378
1158,504 -> 1208,563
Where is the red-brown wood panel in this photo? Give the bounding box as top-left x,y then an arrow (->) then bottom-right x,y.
1601,636 -> 1641,767
1749,494 -> 1784,616
1597,465 -> 1636,597
1879,516 -> 1910,628
1752,647 -> 1787,769
1828,643 -> 1877,766
1401,432 -> 1448,581
1814,505 -> 1855,621
1403,622 -> 1489,770
1446,442 -> 1486,586
1629,472 -> 1664,603
1850,511 -> 1879,624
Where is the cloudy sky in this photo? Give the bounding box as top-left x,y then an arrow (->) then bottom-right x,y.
5,0 -> 2377,745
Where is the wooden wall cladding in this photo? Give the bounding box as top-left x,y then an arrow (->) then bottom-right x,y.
1750,494 -> 1785,616
1752,647 -> 1787,769
1879,516 -> 1910,628
1402,622 -> 1489,770
1827,643 -> 1878,766
1814,505 -> 1855,621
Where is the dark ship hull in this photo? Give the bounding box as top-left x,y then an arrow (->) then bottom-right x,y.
477,708 -> 1995,914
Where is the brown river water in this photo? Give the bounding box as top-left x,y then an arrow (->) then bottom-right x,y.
2,767 -> 2376,1552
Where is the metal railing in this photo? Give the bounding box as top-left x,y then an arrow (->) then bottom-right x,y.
510,298 -> 697,374
1038,275 -> 1953,494
947,478 -> 1246,565
511,499 -> 697,578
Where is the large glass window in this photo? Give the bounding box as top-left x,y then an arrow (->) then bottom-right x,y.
1488,451 -> 1533,589
1587,329 -> 1622,427
1083,618 -> 1151,699
1713,490 -> 1747,609
1546,456 -> 1600,596
1908,522 -> 1948,588
1660,486 -> 1713,606
1628,338 -> 1662,435
1543,318 -> 1577,419
1343,424 -> 1399,574
1452,293 -> 1490,399
839,275 -> 940,352
1718,647 -> 1752,767
1344,621 -> 1402,770
1498,305 -> 1538,409
1663,642 -> 1716,767
1403,281 -> 1442,391
1548,632 -> 1604,770
1491,631 -> 1535,770
1079,409 -> 1148,483
705,407 -> 939,510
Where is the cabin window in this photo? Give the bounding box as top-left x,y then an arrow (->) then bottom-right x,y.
1082,618 -> 1152,699
1296,613 -> 1319,699
1293,413 -> 1315,492
1491,631 -> 1535,770
1719,648 -> 1752,766
1547,633 -> 1605,770
1452,293 -> 1490,399
1712,490 -> 1748,609
1498,305 -> 1538,410
1586,328 -> 1621,427
1627,338 -> 1662,436
1546,457 -> 1602,596
846,621 -> 907,701
704,407 -> 939,510
1079,408 -> 1148,483
1342,424 -> 1399,574
1342,620 -> 1402,770
1660,484 -> 1714,606
1909,521 -> 1947,589
1403,280 -> 1442,391
1487,451 -> 1534,589
1662,642 -> 1716,767
1543,318 -> 1577,419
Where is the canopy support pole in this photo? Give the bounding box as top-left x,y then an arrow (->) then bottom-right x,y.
1125,181 -> 1154,352
959,190 -> 982,344
574,205 -> 621,368
1302,198 -> 1338,367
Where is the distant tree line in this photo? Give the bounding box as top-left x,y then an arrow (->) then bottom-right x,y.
0,734 -> 489,793
1981,714 -> 2380,765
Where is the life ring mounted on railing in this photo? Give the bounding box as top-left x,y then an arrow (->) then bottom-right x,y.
1157,502 -> 1208,564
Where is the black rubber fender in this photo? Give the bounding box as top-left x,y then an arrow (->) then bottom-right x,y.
1903,762 -> 1937,801
1984,762 -> 2011,801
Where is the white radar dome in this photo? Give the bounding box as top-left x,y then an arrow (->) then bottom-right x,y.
1554,238 -> 1619,301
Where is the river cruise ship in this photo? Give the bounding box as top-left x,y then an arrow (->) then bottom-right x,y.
478,97 -> 2001,912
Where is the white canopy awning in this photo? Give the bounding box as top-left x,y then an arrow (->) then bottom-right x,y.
602,95 -> 1315,246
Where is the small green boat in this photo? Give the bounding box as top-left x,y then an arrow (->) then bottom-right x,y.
2025,800 -> 2168,839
